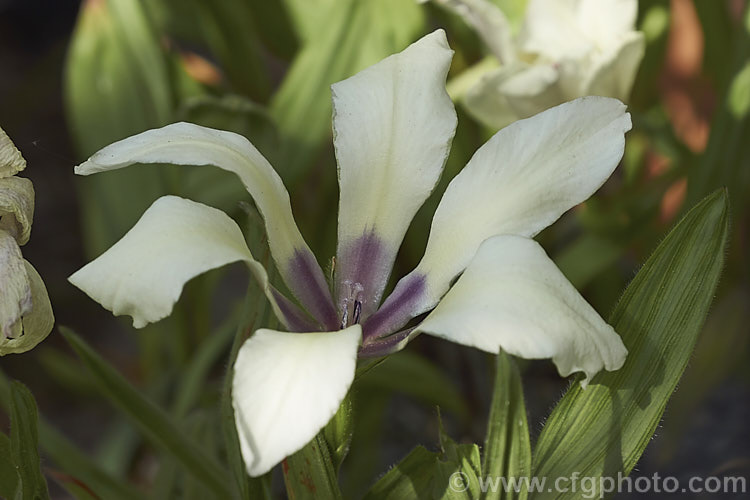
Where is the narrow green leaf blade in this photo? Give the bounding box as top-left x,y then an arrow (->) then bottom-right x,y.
531,189 -> 730,499
9,382 -> 49,500
37,421 -> 143,500
283,433 -> 344,500
60,328 -> 232,498
482,351 -> 531,500
364,446 -> 441,500
0,432 -> 21,500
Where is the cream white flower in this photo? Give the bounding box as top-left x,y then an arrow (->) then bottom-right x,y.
1,127 -> 54,355
430,0 -> 645,129
69,30 -> 630,477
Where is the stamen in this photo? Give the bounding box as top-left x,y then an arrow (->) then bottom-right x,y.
339,280 -> 364,328
353,300 -> 362,325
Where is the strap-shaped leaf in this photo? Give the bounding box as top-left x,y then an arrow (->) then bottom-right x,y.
364,446 -> 441,499
482,351 -> 531,500
531,189 -> 730,498
9,382 -> 50,500
61,328 -> 233,498
283,432 -> 344,500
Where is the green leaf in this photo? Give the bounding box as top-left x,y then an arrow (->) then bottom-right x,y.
686,5 -> 750,227
323,395 -> 354,472
146,0 -> 272,100
482,351 -> 530,500
283,433 -> 343,500
364,446 -> 440,500
60,328 -> 232,498
37,422 -> 143,500
64,0 -> 174,256
9,382 -> 49,500
365,419 -> 484,500
652,288 -> 750,463
531,189 -> 730,499
0,432 -> 21,500
0,369 -> 141,500
436,415 -> 483,499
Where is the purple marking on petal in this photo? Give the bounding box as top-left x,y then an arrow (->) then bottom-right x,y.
336,231 -> 392,320
358,327 -> 416,358
286,250 -> 339,330
270,288 -> 319,332
361,273 -> 427,341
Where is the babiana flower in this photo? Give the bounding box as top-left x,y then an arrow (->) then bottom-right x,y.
69,31 -> 630,476
428,0 -> 645,129
1,127 -> 54,355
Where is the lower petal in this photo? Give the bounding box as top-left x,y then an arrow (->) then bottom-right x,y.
415,235 -> 627,385
0,230 -> 31,339
69,196 -> 303,330
1,261 -> 54,355
232,325 -> 361,476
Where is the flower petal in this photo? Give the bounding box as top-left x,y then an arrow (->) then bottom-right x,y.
519,0 -> 639,61
332,30 -> 457,317
232,325 -> 361,476
1,261 -> 54,355
412,97 -> 630,310
0,176 -> 35,245
0,230 -> 31,339
69,195 -> 306,330
576,0 -> 638,48
415,235 -> 627,385
428,0 -> 516,63
584,31 -> 646,102
75,122 -> 337,328
0,127 -> 26,178
518,0 -> 593,60
494,63 -> 564,119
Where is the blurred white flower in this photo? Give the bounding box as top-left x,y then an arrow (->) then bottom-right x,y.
430,0 -> 645,129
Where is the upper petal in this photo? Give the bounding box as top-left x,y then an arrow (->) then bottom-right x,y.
576,0 -> 639,49
232,325 -> 361,476
0,127 -> 26,178
518,0 -> 592,61
332,30 -> 457,317
412,97 -> 631,309
69,195 -> 307,330
75,122 -> 337,328
519,0 -> 639,61
415,235 -> 627,385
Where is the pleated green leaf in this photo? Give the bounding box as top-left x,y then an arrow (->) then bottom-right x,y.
61,328 -> 233,499
364,446 -> 441,500
64,0 -> 173,256
283,433 -> 344,500
687,5 -> 750,221
482,351 -> 531,500
0,432 -> 21,500
531,189 -> 730,499
8,382 -> 49,500
365,416 -> 483,499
